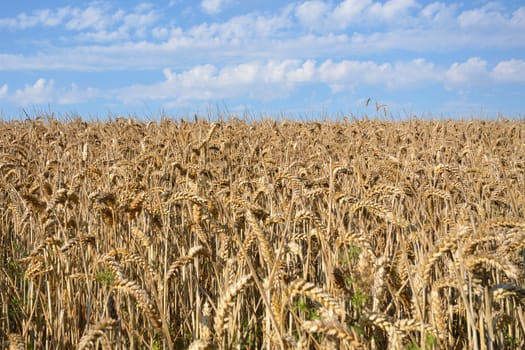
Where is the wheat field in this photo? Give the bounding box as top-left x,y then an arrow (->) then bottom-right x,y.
1,116 -> 524,349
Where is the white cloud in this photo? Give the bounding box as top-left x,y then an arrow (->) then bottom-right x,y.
71,4 -> 160,42
75,29 -> 128,42
0,7 -> 71,29
218,63 -> 259,84
2,57 -> 521,109
457,2 -> 505,29
188,8 -> 292,43
335,0 -> 372,20
73,5 -> 158,42
115,58 -> 450,103
296,0 -> 372,30
318,58 -> 442,91
386,59 -> 442,88
368,0 -> 418,21
286,60 -> 316,82
319,60 -> 378,91
201,0 -> 228,15
0,4 -> 119,31
117,60 -> 306,103
0,23 -> 521,74
0,3 -> 160,43
512,7 -> 525,25
297,0 -> 419,30
65,5 -> 110,31
445,57 -> 490,89
151,26 -> 170,39
457,2 -> 525,32
0,84 -> 8,98
0,2 -> 524,73
58,83 -> 100,104
120,6 -> 158,36
295,1 -> 330,28
1,79 -> 101,106
12,78 -> 55,105
492,59 -> 525,83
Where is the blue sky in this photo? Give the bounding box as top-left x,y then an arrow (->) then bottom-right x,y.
0,0 -> 524,119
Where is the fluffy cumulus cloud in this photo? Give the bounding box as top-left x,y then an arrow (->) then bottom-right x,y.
0,56 -> 522,109
457,2 -> 508,29
12,78 -> 55,105
117,60 -> 314,103
201,0 -> 229,15
445,57 -> 490,89
114,57 -> 507,104
284,60 -> 316,83
1,78 -> 102,106
295,1 -> 330,28
335,0 -> 372,20
58,83 -> 100,104
385,59 -> 442,88
420,2 -> 457,23
318,58 -> 444,91
492,59 -> 525,83
319,60 -> 382,91
8,55 -> 521,107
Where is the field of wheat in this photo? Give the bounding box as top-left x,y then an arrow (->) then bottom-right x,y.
0,116 -> 524,349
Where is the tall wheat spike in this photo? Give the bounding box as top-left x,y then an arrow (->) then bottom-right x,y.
165,245 -> 211,280
7,333 -> 25,350
77,318 -> 117,350
422,224 -> 471,282
288,279 -> 344,318
245,210 -> 275,270
491,283 -> 525,300
214,274 -> 252,342
302,319 -> 364,349
112,277 -> 163,332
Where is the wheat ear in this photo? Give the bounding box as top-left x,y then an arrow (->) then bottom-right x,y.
288,279 -> 344,318
302,319 -> 364,349
491,283 -> 525,300
77,318 -> 117,350
422,224 -> 471,282
188,340 -> 215,350
165,245 -> 211,281
214,274 -> 252,342
245,209 -> 275,269
464,252 -> 521,281
7,333 -> 25,350
112,277 -> 162,332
